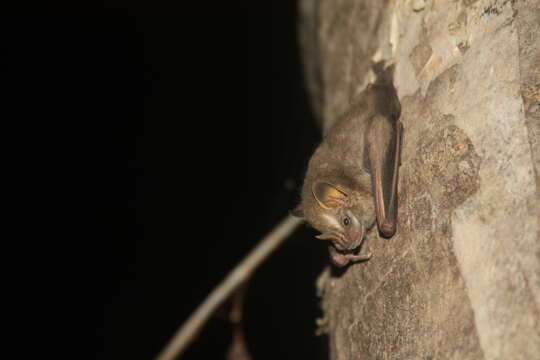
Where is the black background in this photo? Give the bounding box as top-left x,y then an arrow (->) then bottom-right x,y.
3,5 -> 331,360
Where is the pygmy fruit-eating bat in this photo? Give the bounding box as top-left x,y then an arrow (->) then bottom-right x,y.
294,62 -> 402,267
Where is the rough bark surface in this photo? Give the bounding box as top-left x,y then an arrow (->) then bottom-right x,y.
299,0 -> 540,359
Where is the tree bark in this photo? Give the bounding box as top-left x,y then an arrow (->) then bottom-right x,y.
299,0 -> 540,359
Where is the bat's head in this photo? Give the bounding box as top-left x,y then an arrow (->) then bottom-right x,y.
293,181 -> 372,267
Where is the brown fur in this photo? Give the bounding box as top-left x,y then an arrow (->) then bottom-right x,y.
296,63 -> 401,265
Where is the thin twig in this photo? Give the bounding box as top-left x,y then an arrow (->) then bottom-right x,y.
155,215 -> 303,360
227,283 -> 252,360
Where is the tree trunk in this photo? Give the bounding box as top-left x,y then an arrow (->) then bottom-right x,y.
298,0 -> 540,359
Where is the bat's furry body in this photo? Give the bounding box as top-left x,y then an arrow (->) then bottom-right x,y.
296,63 -> 402,267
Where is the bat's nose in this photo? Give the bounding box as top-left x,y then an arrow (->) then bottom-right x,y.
346,226 -> 364,250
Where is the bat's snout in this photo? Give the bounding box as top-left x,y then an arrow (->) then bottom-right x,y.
344,222 -> 364,251
316,226 -> 364,251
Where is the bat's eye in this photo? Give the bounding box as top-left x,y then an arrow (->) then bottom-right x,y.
342,217 -> 351,226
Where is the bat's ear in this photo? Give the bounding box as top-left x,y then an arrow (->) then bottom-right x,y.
312,182 -> 347,210
291,205 -> 304,218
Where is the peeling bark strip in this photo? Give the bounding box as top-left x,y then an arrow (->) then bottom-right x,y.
299,0 -> 540,359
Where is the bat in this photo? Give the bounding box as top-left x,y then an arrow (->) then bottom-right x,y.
293,62 -> 402,267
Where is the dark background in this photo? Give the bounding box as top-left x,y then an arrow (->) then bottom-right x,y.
3,5 -> 330,360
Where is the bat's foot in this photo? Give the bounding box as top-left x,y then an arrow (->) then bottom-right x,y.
328,245 -> 372,267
